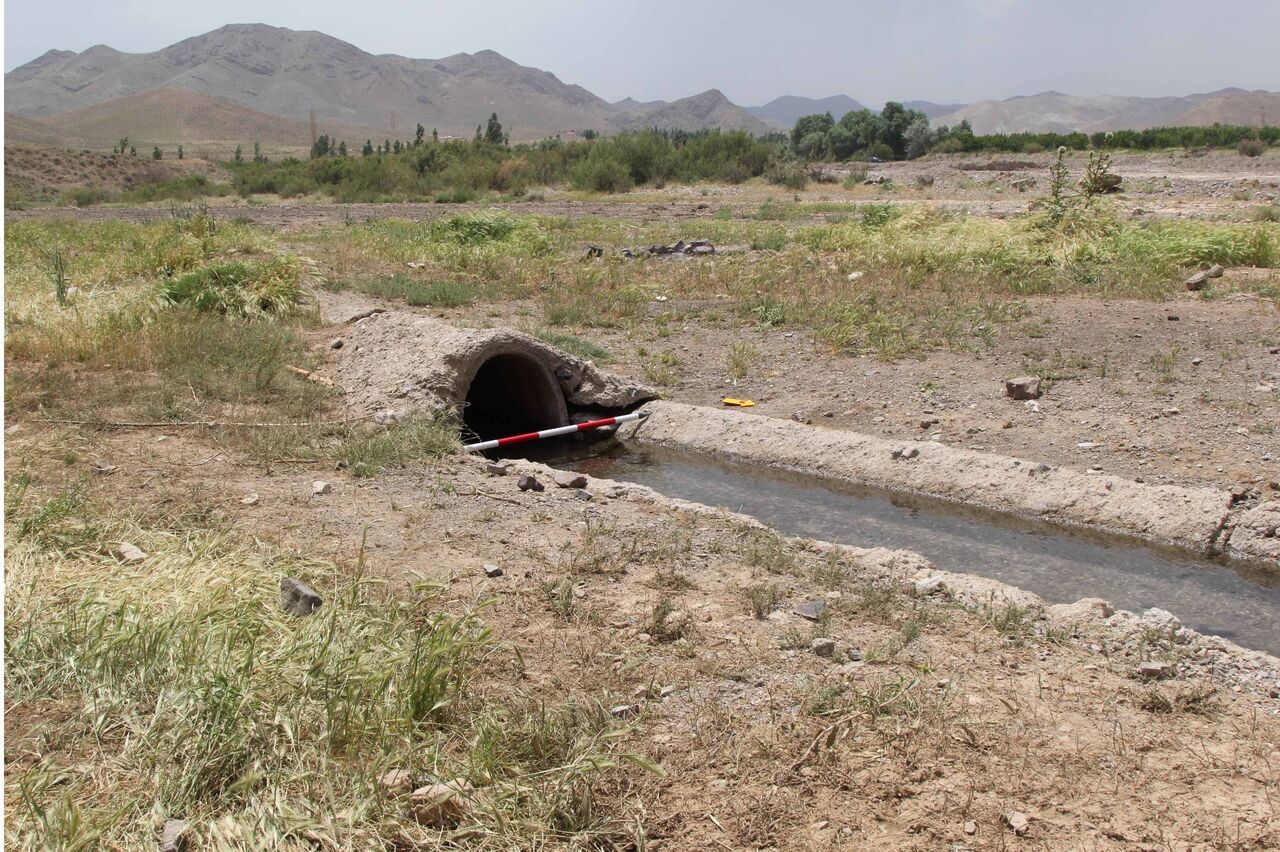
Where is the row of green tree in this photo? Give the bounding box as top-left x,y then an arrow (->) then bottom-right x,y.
227,124 -> 782,200
789,103 -> 1280,160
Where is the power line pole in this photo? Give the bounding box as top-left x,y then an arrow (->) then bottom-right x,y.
309,109 -> 317,145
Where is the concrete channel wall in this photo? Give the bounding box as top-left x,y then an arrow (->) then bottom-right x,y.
625,400 -> 1243,555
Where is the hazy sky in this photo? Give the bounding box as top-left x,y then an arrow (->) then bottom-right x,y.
5,0 -> 1278,106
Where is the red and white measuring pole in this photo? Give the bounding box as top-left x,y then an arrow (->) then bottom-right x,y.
463,411 -> 648,452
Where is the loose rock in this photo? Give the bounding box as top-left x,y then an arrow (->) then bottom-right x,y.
379,768 -> 416,797
810,637 -> 837,657
1136,660 -> 1174,679
610,703 -> 639,719
518,473 -> 545,492
329,338 -> 344,349
240,493 -> 260,506
409,781 -> 472,827
1207,263 -> 1224,278
160,819 -> 193,852
1185,271 -> 1208,291
1003,811 -> 1030,835
483,564 -> 504,578
793,599 -> 828,622
116,542 -> 148,563
312,480 -> 331,496
280,577 -> 323,617
1004,376 -> 1042,400
554,472 -> 588,489
914,576 -> 946,596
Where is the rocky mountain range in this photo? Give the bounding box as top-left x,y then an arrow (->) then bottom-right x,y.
4,23 -> 1276,150
4,24 -> 769,145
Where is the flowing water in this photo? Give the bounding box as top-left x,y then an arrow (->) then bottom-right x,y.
508,437 -> 1280,655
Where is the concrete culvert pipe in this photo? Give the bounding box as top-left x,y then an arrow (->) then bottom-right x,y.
461,352 -> 567,440
327,311 -> 655,437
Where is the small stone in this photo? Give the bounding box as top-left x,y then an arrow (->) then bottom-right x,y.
280,577 -> 323,617
1163,407 -> 1180,416
810,637 -> 837,657
92,459 -> 118,475
379,768 -> 415,797
659,684 -> 678,698
485,462 -> 510,476
1004,811 -> 1030,835
891,446 -> 920,460
1136,660 -> 1174,679
1167,314 -> 1180,321
1185,271 -> 1208,291
116,542 -> 148,563
409,781 -> 472,827
1001,420 -> 1014,429
1191,357 -> 1203,365
517,473 -> 544,492
312,480 -> 331,496
1004,376 -> 1041,400
610,703 -> 638,719
483,564 -> 504,578
914,576 -> 946,596
573,489 -> 593,502
160,819 -> 193,852
1207,264 -> 1224,278
964,820 -> 977,835
554,472 -> 588,489
846,647 -> 864,661
240,493 -> 260,506
373,408 -> 400,425
793,599 -> 828,622
329,338 -> 344,349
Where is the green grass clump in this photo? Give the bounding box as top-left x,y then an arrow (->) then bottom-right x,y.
3,489 -> 655,848
530,328 -> 612,362
343,275 -> 475,307
159,258 -> 302,317
335,412 -> 462,477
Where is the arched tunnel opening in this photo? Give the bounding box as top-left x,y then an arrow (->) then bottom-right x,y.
461,353 -> 568,442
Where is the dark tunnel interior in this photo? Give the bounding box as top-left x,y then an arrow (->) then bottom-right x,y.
461,353 -> 566,441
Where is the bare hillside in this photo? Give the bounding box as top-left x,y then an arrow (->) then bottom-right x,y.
4,24 -> 765,141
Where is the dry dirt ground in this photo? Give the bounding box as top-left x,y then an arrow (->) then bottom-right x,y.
8,414 -> 1279,850
396,289 -> 1280,497
8,149 -> 1278,226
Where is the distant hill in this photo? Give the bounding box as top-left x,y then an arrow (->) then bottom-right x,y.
4,24 -> 766,143
38,88 -> 385,148
622,90 -> 774,135
933,88 -> 1276,134
746,95 -> 865,128
903,100 -> 968,120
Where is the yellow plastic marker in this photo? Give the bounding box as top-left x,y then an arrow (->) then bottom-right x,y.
721,398 -> 756,407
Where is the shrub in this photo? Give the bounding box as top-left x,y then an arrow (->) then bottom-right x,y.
764,157 -> 808,190
571,156 -> 634,193
1238,138 -> 1266,157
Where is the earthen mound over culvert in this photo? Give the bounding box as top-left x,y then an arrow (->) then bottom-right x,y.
329,311 -> 654,439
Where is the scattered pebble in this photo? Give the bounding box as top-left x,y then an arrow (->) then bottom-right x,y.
518,473 -> 545,492
1004,376 -> 1041,400
379,768 -> 416,797
793,599 -> 828,622
280,577 -> 323,617
554,472 -> 588,489
116,542 -> 148,563
329,338 -> 344,349
240,493 -> 260,506
1004,811 -> 1030,836
810,637 -> 836,657
409,781 -> 472,827
483,564 -> 504,578
312,480 -> 331,496
160,819 -> 194,852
